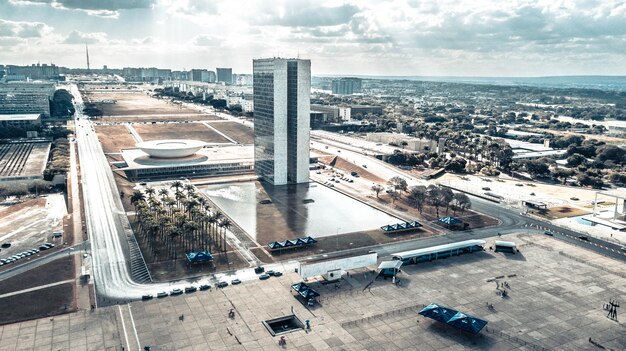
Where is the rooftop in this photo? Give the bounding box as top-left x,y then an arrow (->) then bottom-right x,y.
119,144 -> 253,170
0,113 -> 41,121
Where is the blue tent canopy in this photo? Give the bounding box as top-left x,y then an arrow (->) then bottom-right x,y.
267,236 -> 318,251
291,282 -> 320,299
419,303 -> 458,322
185,251 -> 213,264
381,221 -> 423,233
418,303 -> 487,334
438,216 -> 462,225
447,312 -> 488,334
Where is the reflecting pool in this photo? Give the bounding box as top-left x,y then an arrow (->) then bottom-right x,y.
203,181 -> 399,242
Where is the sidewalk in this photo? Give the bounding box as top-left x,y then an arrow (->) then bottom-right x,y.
69,138 -> 93,310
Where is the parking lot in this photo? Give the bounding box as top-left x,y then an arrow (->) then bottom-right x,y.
0,195 -> 66,271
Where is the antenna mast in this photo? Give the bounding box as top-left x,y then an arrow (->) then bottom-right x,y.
85,43 -> 90,72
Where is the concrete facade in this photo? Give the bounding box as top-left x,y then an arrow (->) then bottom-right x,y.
253,58 -> 310,185
0,82 -> 55,117
216,68 -> 232,84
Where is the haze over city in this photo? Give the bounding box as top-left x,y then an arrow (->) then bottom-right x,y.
1,0 -> 626,76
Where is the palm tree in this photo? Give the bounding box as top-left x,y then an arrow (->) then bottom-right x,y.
170,180 -> 183,194
130,190 -> 145,212
184,184 -> 195,196
219,218 -> 231,253
144,187 -> 156,200
158,188 -> 169,200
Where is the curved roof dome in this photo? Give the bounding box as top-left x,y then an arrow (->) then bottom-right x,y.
136,139 -> 206,158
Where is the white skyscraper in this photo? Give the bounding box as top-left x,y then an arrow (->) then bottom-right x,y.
253,58 -> 311,185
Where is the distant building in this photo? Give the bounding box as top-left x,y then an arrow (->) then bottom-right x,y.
171,71 -> 189,80
234,74 -> 253,86
121,67 -> 171,82
0,113 -> 42,127
331,77 -> 362,95
339,105 -> 383,121
310,104 -> 340,122
216,68 -> 233,84
253,58 -> 311,185
208,71 -> 216,83
4,63 -> 61,81
0,82 -> 55,117
366,133 -> 438,153
190,69 -> 208,82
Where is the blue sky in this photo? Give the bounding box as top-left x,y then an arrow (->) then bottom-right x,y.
0,0 -> 625,76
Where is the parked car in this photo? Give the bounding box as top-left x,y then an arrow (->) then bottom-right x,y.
272,271 -> 283,277
157,291 -> 168,298
482,187 -> 491,191
231,279 -> 242,285
142,294 -> 153,300
543,231 -> 554,236
577,236 -> 589,241
170,288 -> 183,295
217,281 -> 228,288
199,284 -> 211,291
259,274 -> 270,280
184,286 -> 197,293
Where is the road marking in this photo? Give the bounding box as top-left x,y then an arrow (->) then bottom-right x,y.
0,279 -> 74,299
127,304 -> 141,351
118,305 -> 131,351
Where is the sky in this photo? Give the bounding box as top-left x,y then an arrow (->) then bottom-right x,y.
0,0 -> 625,76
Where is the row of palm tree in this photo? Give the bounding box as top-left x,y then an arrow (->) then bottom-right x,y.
130,181 -> 232,262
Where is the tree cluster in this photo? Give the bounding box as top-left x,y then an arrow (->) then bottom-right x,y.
130,182 -> 231,263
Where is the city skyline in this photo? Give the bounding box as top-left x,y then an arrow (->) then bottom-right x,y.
1,0 -> 625,76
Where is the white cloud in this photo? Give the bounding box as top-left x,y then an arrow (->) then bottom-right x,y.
10,0 -> 156,18
0,19 -> 52,38
3,0 -> 626,75
62,30 -> 110,44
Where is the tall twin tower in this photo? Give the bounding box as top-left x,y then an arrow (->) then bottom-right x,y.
253,58 -> 311,186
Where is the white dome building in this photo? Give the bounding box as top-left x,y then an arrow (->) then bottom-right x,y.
136,139 -> 206,158
115,141 -> 254,181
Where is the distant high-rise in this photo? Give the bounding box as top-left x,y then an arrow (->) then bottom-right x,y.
331,77 -> 362,95
216,68 -> 232,84
253,58 -> 311,185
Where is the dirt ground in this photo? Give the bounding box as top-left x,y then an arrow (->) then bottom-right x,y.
0,256 -> 74,295
0,198 -> 46,218
94,125 -> 137,154
374,192 -> 500,230
438,173 -> 601,208
133,123 -> 231,143
255,227 -> 435,262
99,114 -> 222,123
317,154 -> 386,183
545,206 -> 591,219
207,122 -> 254,144
0,283 -> 76,325
84,91 -> 203,117
145,250 -> 249,282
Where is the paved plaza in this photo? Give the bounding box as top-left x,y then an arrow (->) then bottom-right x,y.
1,233 -> 624,350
